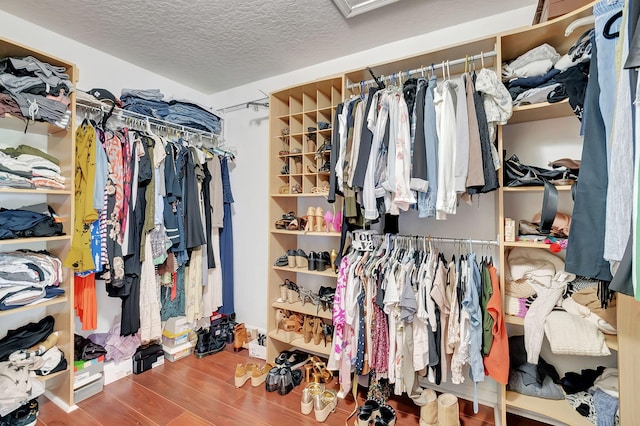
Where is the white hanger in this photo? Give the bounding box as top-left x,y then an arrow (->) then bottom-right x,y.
565,15 -> 595,36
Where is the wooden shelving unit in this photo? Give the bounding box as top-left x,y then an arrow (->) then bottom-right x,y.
0,36 -> 76,410
497,4 -> 624,423
267,77 -> 343,363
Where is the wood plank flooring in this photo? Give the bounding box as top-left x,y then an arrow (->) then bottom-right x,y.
36,345 -> 547,425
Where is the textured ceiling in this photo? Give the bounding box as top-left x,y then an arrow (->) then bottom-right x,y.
1,0 -> 535,94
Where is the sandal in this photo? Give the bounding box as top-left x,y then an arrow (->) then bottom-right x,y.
291,183 -> 302,194
278,185 -> 290,194
306,163 -> 317,174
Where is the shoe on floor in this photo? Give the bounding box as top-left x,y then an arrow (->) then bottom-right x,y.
0,399 -> 38,426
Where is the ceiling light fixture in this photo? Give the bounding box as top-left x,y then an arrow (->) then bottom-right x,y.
332,0 -> 401,18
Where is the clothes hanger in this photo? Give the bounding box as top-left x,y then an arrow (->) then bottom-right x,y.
565,15 -> 595,36
603,10 -> 623,39
480,51 -> 485,69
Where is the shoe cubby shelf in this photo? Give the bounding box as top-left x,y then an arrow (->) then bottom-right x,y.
268,330 -> 332,357
272,300 -> 333,321
268,76 -> 342,365
0,36 -> 77,410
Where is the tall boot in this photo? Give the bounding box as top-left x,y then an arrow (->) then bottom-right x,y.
437,393 -> 460,426
419,389 -> 438,426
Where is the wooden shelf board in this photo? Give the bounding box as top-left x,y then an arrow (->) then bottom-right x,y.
273,265 -> 337,278
271,229 -> 340,237
272,300 -> 333,320
508,100 -> 574,124
0,235 -> 71,245
36,367 -> 70,382
503,241 -> 555,249
268,330 -> 331,356
1,112 -> 69,136
0,188 -> 72,195
505,391 -> 592,426
270,193 -> 331,198
503,185 -> 573,192
505,315 -> 618,350
0,296 -> 69,317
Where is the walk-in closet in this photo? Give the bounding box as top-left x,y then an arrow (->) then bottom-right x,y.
0,0 -> 639,425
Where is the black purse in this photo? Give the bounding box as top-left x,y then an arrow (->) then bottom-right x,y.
504,154 -> 574,187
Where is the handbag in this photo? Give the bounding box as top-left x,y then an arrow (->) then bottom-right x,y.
504,154 -> 575,187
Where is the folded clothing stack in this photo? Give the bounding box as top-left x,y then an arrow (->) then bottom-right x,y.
0,316 -> 68,416
0,145 -> 64,190
0,251 -> 64,310
0,203 -> 64,240
502,35 -> 591,117
0,56 -> 73,128
120,88 -> 222,134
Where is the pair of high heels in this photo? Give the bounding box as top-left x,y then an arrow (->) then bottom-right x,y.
265,365 -> 303,396
301,382 -> 337,423
324,209 -> 342,232
302,315 -> 326,345
308,251 -> 330,271
305,207 -> 326,232
234,362 -> 274,388
278,279 -> 300,303
303,356 -> 333,384
275,309 -> 304,340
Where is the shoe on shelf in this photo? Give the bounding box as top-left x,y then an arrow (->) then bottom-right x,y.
316,251 -> 330,271
313,388 -> 338,422
301,382 -> 324,415
234,362 -> 257,387
329,249 -> 338,273
295,249 -> 308,268
274,253 -> 289,267
287,249 -> 297,268
305,207 -> 316,231
314,207 -> 326,232
281,164 -> 289,175
299,288 -> 320,307
306,163 -> 318,174
303,316 -> 315,344
251,362 -> 274,387
307,251 -> 318,271
318,161 -> 331,172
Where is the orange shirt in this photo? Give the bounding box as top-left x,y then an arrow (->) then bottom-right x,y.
483,264 -> 509,384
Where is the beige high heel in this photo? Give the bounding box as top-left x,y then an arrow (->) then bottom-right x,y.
314,389 -> 338,422
314,207 -> 326,232
234,363 -> 257,387
305,207 -> 316,231
301,382 -> 324,415
251,362 -> 274,387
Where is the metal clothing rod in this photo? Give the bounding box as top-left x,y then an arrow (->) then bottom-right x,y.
346,49 -> 497,90
75,98 -> 222,141
374,233 -> 499,246
216,97 -> 270,114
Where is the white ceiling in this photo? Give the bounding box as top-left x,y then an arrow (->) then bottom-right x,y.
1,0 -> 535,94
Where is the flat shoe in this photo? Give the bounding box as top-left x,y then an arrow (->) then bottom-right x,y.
274,254 -> 289,267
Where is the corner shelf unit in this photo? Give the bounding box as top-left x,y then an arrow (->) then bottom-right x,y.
265,2 -> 637,424
268,77 -> 343,363
0,37 -> 76,410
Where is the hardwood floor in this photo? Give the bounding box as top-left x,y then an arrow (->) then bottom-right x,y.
36,346 -> 547,425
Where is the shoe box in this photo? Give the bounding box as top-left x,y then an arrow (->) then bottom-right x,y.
133,344 -> 164,374
73,356 -> 105,403
103,357 -> 133,385
162,341 -> 193,362
162,315 -> 193,362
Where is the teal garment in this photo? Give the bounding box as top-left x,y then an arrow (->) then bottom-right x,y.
481,262 -> 494,356
160,264 -> 185,321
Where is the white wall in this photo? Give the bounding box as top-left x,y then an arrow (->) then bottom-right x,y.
215,5 -> 537,333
